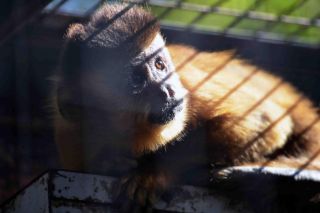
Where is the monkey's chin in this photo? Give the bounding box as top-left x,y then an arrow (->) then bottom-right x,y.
148,101 -> 183,125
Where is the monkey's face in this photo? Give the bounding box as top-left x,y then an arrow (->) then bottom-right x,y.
60,31 -> 187,126
127,34 -> 188,124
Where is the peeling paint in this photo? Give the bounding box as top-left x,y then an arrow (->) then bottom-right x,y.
1,174 -> 49,213
9,168 -> 320,212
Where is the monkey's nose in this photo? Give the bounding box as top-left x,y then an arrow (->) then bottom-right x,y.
160,84 -> 176,100
166,86 -> 175,98
146,84 -> 172,105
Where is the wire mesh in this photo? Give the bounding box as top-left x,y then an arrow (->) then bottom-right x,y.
0,0 -> 320,208
121,0 -> 320,47
13,0 -> 320,47
52,0 -> 320,173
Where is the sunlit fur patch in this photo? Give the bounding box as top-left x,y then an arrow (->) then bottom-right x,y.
132,97 -> 189,155
131,33 -> 188,123
131,34 -> 189,155
159,99 -> 188,140
130,33 -> 166,67
144,33 -> 165,57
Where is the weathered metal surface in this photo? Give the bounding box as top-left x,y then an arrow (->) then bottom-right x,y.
1,174 -> 49,213
154,185 -> 248,213
51,171 -> 246,212
51,200 -> 117,213
52,171 -> 115,204
220,166 -> 320,182
52,206 -> 116,213
2,167 -> 320,212
1,170 -> 248,212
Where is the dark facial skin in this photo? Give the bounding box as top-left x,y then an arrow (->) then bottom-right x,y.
127,34 -> 187,124
59,33 -> 187,126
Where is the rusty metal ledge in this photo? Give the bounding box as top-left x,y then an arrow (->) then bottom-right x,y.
1,167 -> 320,212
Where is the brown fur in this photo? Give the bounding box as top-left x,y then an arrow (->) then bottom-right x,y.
65,4 -> 159,54
53,3 -> 320,206
169,44 -> 320,167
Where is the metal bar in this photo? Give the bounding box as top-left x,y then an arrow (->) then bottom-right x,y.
223,0 -> 265,33
287,13 -> 320,43
161,23 -> 320,49
127,0 -> 320,28
185,0 -> 230,30
0,0 -> 53,46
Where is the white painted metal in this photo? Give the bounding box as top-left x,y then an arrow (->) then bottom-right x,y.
2,167 -> 320,212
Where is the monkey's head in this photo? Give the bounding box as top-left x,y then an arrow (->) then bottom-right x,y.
57,4 -> 188,129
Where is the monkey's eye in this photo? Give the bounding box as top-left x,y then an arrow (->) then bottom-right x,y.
154,57 -> 166,71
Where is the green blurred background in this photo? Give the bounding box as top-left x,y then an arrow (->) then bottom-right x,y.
149,0 -> 320,46
45,0 -> 320,46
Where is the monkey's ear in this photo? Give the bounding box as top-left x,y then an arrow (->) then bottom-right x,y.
65,23 -> 86,41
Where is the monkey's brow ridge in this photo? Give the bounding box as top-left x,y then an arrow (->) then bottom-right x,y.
132,47 -> 164,67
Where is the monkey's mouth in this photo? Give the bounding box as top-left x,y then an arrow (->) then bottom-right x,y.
148,99 -> 183,124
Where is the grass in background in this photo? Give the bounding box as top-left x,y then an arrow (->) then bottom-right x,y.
150,0 -> 320,45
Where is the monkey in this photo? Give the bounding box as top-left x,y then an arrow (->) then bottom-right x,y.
53,3 -> 320,209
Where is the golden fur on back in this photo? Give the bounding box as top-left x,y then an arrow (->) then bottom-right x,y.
53,6 -> 320,210
168,44 -> 320,167
54,3 -> 320,176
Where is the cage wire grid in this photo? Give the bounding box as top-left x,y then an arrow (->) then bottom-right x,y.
0,0 -> 320,206
3,0 -> 320,47
42,0 -> 320,48
43,0 -> 320,173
